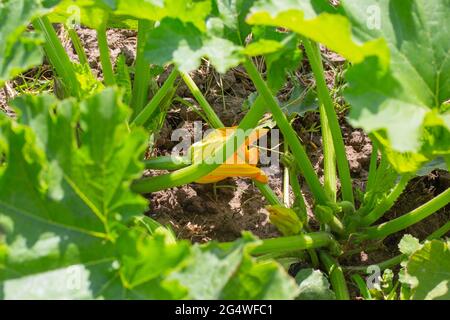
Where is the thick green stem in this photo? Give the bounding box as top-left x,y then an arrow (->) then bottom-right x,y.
427,220 -> 450,239
131,69 -> 178,127
359,188 -> 450,240
255,181 -> 283,206
180,72 -> 223,128
67,27 -> 89,66
243,59 -> 329,205
361,175 -> 412,226
351,274 -> 372,300
289,170 -> 307,213
319,251 -> 350,300
303,39 -> 354,205
320,103 -> 337,201
251,232 -> 336,255
143,156 -> 191,170
283,148 -> 291,206
97,24 -> 115,86
131,20 -> 153,114
32,17 -> 80,97
345,221 -> 450,273
346,219 -> 450,272
132,97 -> 267,193
365,137 -> 379,193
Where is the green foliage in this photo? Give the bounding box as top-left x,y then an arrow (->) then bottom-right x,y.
247,0 -> 390,66
145,18 -> 243,73
114,55 -> 132,105
0,88 -> 297,299
1,0 -> 449,301
0,0 -> 51,86
295,268 -> 336,300
169,233 -> 299,299
48,0 -> 211,30
342,0 -> 450,173
399,237 -> 450,300
282,82 -> 319,117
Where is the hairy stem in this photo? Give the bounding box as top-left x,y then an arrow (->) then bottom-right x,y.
365,137 -> 379,193
32,17 -> 80,97
251,232 -> 337,255
180,72 -> 223,129
289,170 -> 307,213
302,39 -> 353,205
346,219 -> 450,272
143,156 -> 191,170
361,175 -> 412,226
67,27 -> 89,66
131,20 -> 153,115
283,147 -> 291,206
255,181 -> 283,206
131,69 -> 178,127
359,188 -> 450,240
319,251 -> 350,300
97,24 -> 115,86
320,103 -> 337,201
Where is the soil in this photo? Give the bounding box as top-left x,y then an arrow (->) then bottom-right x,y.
1,27 -> 449,280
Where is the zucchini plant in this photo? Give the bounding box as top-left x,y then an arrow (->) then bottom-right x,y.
0,0 -> 449,300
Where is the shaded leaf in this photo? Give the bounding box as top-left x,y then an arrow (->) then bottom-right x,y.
0,88 -> 147,283
49,0 -> 212,30
145,18 -> 243,73
400,240 -> 450,300
247,0 -> 390,66
342,0 -> 450,172
0,0 -> 53,86
170,233 -> 299,299
295,268 -> 336,300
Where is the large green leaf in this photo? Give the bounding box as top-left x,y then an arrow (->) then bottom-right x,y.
48,0 -> 212,30
0,88 -> 147,283
246,0 -> 390,66
208,0 -> 257,45
145,17 -> 243,73
0,0 -> 54,86
342,0 -> 450,172
169,233 -> 299,299
295,268 -> 336,300
0,89 -> 298,299
400,240 -> 450,300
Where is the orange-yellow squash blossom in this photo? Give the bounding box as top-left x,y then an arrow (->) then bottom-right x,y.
190,127 -> 269,184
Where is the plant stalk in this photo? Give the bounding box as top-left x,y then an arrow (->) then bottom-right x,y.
319,250 -> 350,300
97,24 -> 115,86
67,27 -> 89,66
131,20 -> 153,114
361,175 -> 412,226
180,72 -> 223,129
320,103 -> 337,201
283,148 -> 291,206
32,17 -> 80,97
302,39 -> 354,205
251,232 -> 337,255
143,156 -> 191,171
365,137 -> 379,193
359,188 -> 450,240
131,69 -> 178,127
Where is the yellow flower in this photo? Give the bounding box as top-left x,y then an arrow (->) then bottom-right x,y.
190,127 -> 269,184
